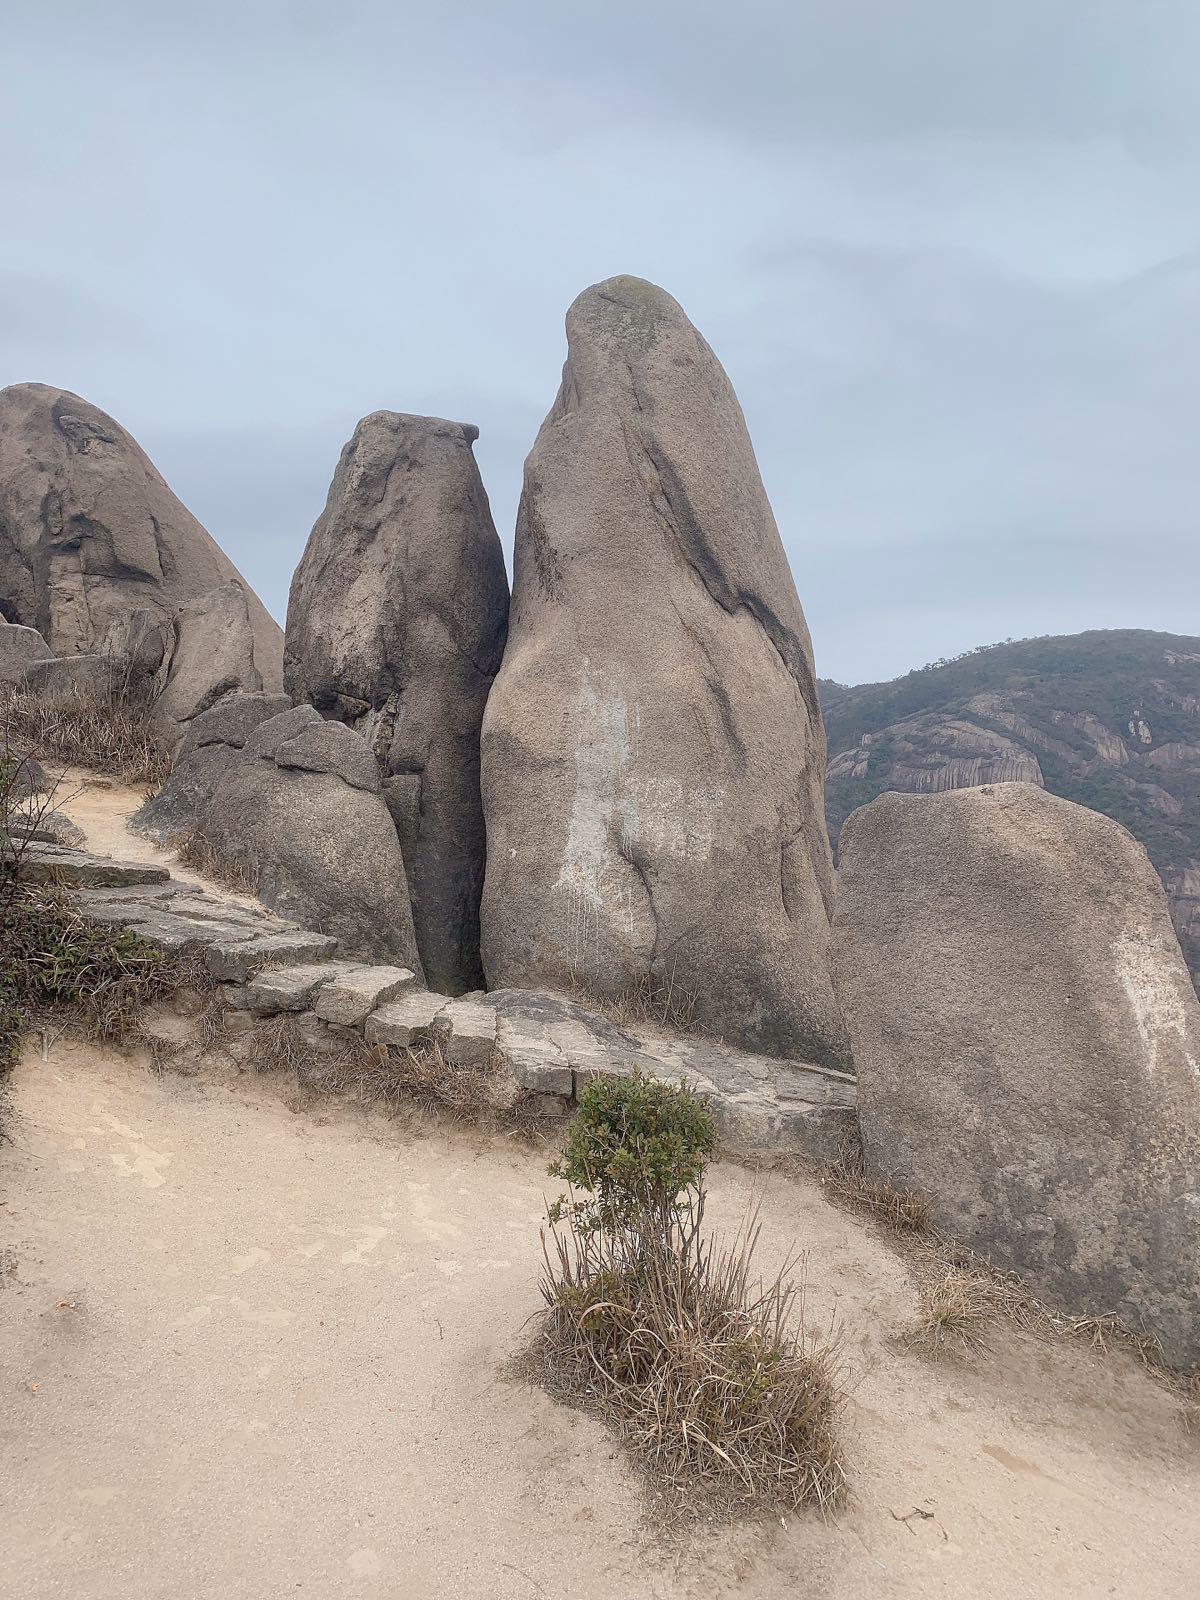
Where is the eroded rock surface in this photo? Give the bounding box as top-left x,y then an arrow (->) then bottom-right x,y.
833,781 -> 1200,1369
134,691 -> 293,842
285,411 -> 508,993
0,383 -> 283,687
195,709 -> 423,973
480,276 -> 846,1066
153,582 -> 263,743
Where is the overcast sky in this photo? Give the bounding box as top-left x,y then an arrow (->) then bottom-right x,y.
4,1 -> 1197,684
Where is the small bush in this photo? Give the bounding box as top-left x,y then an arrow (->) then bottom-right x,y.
549,1070 -> 716,1233
530,1074 -> 845,1521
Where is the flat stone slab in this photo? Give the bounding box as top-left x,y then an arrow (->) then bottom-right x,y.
365,989 -> 453,1047
313,965 -> 415,1027
17,843 -> 170,888
205,931 -> 339,982
9,811 -> 87,848
242,962 -> 358,1016
486,989 -> 857,1158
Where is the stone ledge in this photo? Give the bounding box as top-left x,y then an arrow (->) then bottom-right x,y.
60,844 -> 858,1155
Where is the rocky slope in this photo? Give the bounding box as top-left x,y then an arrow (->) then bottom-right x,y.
821,630 -> 1200,988
0,383 -> 283,687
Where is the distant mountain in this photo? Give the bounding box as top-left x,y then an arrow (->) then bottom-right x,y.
820,629 -> 1200,990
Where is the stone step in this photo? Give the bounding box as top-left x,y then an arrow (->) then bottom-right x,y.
205,931 -> 339,982
365,989 -> 453,1047
242,962 -> 360,1015
47,843 -> 857,1159
363,982 -> 856,1158
17,842 -> 170,889
238,960 -> 414,1020
313,965 -> 415,1027
72,880 -> 341,979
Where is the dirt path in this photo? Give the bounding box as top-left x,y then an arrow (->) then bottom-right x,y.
49,768 -> 265,909
2,1042 -> 1197,1599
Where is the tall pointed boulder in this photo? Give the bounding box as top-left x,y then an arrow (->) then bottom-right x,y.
284,412 -> 509,993
479,276 -> 847,1066
0,383 -> 283,687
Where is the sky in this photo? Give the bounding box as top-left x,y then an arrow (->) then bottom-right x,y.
3,0 -> 1197,685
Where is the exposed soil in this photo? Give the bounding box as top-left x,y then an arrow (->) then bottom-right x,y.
2,1040 -> 1197,1599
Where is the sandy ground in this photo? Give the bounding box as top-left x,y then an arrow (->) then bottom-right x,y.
2,1041 -> 1198,1600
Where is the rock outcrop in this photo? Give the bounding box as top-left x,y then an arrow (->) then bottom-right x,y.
0,620 -> 52,684
191,706 -> 423,973
134,690 -> 293,842
832,781 -> 1200,1369
153,582 -> 263,743
0,383 -> 283,687
284,411 -> 508,994
479,276 -> 846,1067
821,629 -> 1200,994
22,653 -> 115,702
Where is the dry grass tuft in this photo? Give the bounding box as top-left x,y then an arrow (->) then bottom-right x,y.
822,1152 -> 929,1235
169,829 -> 260,895
816,1151 -> 1194,1406
1,879 -> 212,1071
246,1014 -> 311,1076
245,1017 -> 520,1129
568,963 -> 700,1034
528,1195 -> 847,1522
1,679 -> 169,789
905,1265 -> 1025,1356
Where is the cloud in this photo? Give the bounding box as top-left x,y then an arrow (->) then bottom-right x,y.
2,1 -> 1197,683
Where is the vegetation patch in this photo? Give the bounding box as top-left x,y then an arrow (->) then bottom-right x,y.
815,1148 -> 1197,1424
169,828 -> 260,895
0,882 -> 206,1070
822,1148 -> 930,1235
520,1073 -> 847,1523
1,673 -> 170,789
0,741 -> 203,1079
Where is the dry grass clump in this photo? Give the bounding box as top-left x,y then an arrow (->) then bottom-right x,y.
1,678 -> 169,788
169,828 -> 260,895
822,1150 -> 930,1235
246,1018 -> 510,1125
533,1201 -> 847,1520
904,1251 -> 1178,1378
525,1073 -> 846,1523
816,1148 -> 1194,1408
568,963 -> 700,1033
905,1264 -> 1026,1356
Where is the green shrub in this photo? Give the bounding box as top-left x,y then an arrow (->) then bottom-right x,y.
548,1070 -> 716,1233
